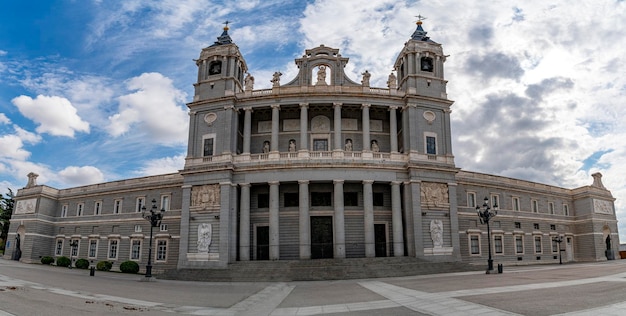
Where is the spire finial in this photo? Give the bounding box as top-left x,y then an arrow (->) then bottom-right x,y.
223,20 -> 230,31
415,14 -> 427,25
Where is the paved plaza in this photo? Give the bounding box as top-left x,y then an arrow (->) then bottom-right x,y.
1,258 -> 626,315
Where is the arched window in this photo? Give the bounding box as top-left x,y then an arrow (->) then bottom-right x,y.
420,57 -> 433,72
208,61 -> 222,75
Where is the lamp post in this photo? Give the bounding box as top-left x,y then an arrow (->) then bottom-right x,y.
553,236 -> 564,264
68,240 -> 79,269
476,196 -> 498,273
142,198 -> 165,278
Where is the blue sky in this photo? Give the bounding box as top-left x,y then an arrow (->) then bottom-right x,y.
1,0 -> 626,240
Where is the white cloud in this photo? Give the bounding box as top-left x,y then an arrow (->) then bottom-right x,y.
12,95 -> 90,137
0,135 -> 31,160
57,166 -> 105,187
135,154 -> 185,176
107,72 -> 188,145
0,113 -> 9,124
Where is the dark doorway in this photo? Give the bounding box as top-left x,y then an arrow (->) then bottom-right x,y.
311,216 -> 333,259
256,226 -> 269,260
374,224 -> 387,257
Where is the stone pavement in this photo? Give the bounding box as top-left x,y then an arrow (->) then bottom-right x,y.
1,258 -> 626,315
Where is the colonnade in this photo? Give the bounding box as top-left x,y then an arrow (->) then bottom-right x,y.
238,180 -> 405,261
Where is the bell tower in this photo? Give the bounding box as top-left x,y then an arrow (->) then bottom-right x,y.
394,18 -> 447,99
193,22 -> 248,101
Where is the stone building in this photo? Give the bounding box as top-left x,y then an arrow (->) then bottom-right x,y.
4,21 -> 618,273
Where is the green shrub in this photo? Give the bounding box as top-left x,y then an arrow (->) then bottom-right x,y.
56,256 -> 71,267
96,260 -> 113,271
41,256 -> 55,265
75,258 -> 90,269
119,261 -> 140,274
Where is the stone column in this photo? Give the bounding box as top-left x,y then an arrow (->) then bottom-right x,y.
299,103 -> 309,151
443,109 -> 453,157
229,183 -> 238,262
269,181 -> 280,260
391,181 -> 405,256
333,180 -> 346,258
187,112 -> 197,158
333,103 -> 342,151
410,180 -> 423,257
239,183 -> 251,261
242,107 -> 252,154
448,182 -> 461,259
363,180 -> 375,257
403,182 -> 415,257
362,104 -> 371,150
389,106 -> 399,153
299,180 -> 311,259
177,185 -> 192,267
219,182 -> 232,264
270,104 -> 280,152
406,103 -> 419,153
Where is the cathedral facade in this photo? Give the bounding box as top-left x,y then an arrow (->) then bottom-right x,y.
4,22 -> 618,274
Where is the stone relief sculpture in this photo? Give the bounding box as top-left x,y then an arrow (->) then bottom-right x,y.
244,73 -> 254,91
421,182 -> 449,208
197,223 -> 212,253
430,219 -> 444,248
370,140 -> 379,152
310,115 -> 330,132
316,65 -> 327,84
271,71 -> 282,87
387,72 -> 397,89
191,184 -> 221,208
344,139 -> 353,151
361,70 -> 370,87
263,141 -> 270,153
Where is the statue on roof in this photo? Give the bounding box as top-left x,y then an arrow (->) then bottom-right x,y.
387,72 -> 397,89
244,73 -> 254,91
361,70 -> 371,87
316,65 -> 327,85
271,71 -> 282,87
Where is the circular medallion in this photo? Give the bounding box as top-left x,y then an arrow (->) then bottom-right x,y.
423,111 -> 436,124
204,113 -> 217,126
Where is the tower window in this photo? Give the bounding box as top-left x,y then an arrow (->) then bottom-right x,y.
208,61 -> 222,75
203,136 -> 215,156
420,57 -> 433,72
426,135 -> 436,155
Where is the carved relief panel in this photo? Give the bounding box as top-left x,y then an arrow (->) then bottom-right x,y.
191,184 -> 221,209
420,182 -> 449,209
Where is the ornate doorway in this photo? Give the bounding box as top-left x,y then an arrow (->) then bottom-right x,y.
311,216 -> 333,259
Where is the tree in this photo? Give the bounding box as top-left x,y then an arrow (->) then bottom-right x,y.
0,189 -> 15,250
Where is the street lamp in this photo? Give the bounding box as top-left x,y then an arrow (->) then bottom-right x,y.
142,198 -> 165,278
477,196 -> 498,273
553,236 -> 564,264
68,240 -> 79,269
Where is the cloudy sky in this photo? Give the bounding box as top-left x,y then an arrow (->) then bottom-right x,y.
1,0 -> 625,239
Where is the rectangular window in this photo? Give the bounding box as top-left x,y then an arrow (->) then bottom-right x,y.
284,193 -> 299,207
77,203 -> 84,216
467,192 -> 476,208
89,240 -> 98,258
512,197 -> 520,211
491,194 -> 499,208
94,201 -> 101,215
532,200 -> 539,213
108,240 -> 119,259
55,239 -> 63,256
373,192 -> 384,206
534,236 -> 542,253
203,137 -> 215,156
563,204 -> 569,216
515,235 -> 524,254
313,139 -> 328,151
426,135 -> 436,155
156,240 -> 167,261
311,192 -> 332,206
550,224 -> 556,231
161,195 -> 170,211
134,225 -> 142,233
61,205 -> 68,218
114,199 -> 122,214
344,192 -> 358,206
552,239 -> 558,253
136,197 -> 145,213
71,240 -> 79,257
470,235 -> 480,255
534,223 -> 540,230
494,235 -> 503,254
160,224 -> 168,232
549,202 -> 554,214
515,222 -> 521,229
131,240 -> 141,260
257,193 -> 269,208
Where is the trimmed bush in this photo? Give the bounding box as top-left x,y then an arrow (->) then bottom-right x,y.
75,258 -> 90,269
41,256 -> 55,265
96,260 -> 113,271
119,260 -> 140,274
56,256 -> 71,267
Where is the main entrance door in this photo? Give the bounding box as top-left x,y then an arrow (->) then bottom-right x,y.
256,226 -> 269,260
374,224 -> 387,257
311,216 -> 333,259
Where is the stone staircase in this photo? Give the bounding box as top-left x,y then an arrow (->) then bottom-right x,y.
159,257 -> 484,282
